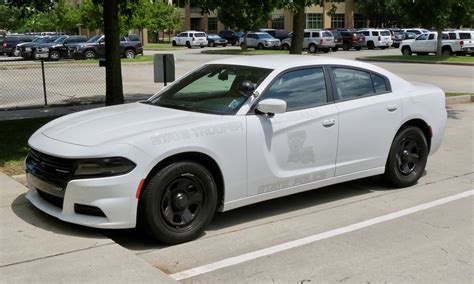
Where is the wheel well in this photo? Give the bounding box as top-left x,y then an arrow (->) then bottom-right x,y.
398,119 -> 432,151
140,152 -> 225,210
442,46 -> 451,51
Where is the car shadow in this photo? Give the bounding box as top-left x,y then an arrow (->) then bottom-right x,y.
101,175 -> 397,251
11,193 -> 111,240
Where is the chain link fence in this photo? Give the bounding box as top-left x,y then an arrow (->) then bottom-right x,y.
0,59 -> 106,110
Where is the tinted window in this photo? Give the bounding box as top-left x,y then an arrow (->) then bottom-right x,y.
372,74 -> 388,93
380,31 -> 390,36
428,34 -> 435,40
332,68 -> 374,100
178,33 -> 187,37
361,31 -> 370,36
322,31 -> 332,37
264,68 -> 327,111
303,32 -> 310,38
128,34 -> 140,41
416,34 -> 428,40
459,33 -> 471,39
448,33 -> 456,39
195,33 -> 206,37
311,32 -> 320,37
372,31 -> 379,36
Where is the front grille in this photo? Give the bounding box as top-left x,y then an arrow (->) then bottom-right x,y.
26,149 -> 76,190
37,189 -> 64,208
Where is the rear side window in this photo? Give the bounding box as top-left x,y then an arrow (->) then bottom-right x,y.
372,31 -> 379,36
128,34 -> 140,41
448,33 -> 457,39
303,32 -> 310,38
264,67 -> 327,111
361,31 -> 370,36
322,31 -> 332,37
195,33 -> 206,37
332,68 -> 389,101
311,32 -> 320,38
428,34 -> 435,40
380,31 -> 390,36
459,33 -> 471,39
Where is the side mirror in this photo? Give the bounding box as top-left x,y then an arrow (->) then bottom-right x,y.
257,99 -> 287,117
237,80 -> 255,97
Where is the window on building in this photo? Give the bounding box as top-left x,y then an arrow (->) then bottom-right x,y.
208,17 -> 217,33
305,13 -> 323,29
173,0 -> 185,8
272,15 -> 284,29
331,13 -> 345,29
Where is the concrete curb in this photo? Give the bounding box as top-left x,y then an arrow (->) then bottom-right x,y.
356,57 -> 474,66
445,95 -> 474,105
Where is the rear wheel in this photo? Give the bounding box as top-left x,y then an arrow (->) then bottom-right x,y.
308,43 -> 317,53
49,50 -> 60,61
257,43 -> 264,50
401,46 -> 412,56
186,41 -> 192,48
342,43 -> 350,51
209,41 -> 215,47
172,40 -> 177,46
355,46 -> 362,51
442,47 -> 452,56
323,48 -> 330,53
124,49 -> 136,59
282,43 -> 290,50
384,127 -> 428,188
139,161 -> 218,244
367,41 -> 375,49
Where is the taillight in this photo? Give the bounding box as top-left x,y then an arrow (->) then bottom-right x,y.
352,34 -> 357,40
460,40 -> 464,46
2,43 -> 7,48
320,38 -> 323,44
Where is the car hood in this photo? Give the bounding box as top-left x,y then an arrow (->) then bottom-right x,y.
37,42 -> 62,48
41,102 -> 216,147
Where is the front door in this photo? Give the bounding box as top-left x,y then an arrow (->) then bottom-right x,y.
246,67 -> 338,197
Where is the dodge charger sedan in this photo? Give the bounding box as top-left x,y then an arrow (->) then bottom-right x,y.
25,56 -> 447,244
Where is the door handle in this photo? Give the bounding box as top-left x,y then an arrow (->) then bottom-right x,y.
322,119 -> 336,127
387,104 -> 398,112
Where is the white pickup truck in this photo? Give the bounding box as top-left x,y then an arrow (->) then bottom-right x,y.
399,32 -> 462,56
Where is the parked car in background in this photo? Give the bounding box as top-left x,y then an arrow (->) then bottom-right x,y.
25,55 -> 447,244
338,30 -> 365,50
392,32 -> 416,48
401,28 -> 430,35
281,29 -> 334,53
330,30 -> 343,51
245,32 -> 281,49
358,29 -> 392,49
15,36 -> 60,59
207,34 -> 228,47
0,35 -> 35,56
446,30 -> 474,55
68,34 -> 143,59
258,28 -> 291,41
172,31 -> 208,48
399,32 -> 462,56
35,35 -> 88,60
218,30 -> 240,45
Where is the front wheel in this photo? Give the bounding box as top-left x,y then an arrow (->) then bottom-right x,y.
124,49 -> 136,59
257,43 -> 264,50
49,50 -> 61,61
84,50 -> 96,60
401,46 -> 412,56
384,126 -> 428,188
139,161 -> 218,244
308,44 -> 317,53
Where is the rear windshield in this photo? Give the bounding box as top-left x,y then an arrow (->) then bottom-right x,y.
459,33 -> 471,39
380,31 -> 390,36
195,33 -> 206,37
322,31 -> 332,37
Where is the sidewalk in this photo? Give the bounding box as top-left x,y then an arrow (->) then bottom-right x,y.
0,172 -> 175,283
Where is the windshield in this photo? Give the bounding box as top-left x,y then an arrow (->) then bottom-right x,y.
53,36 -> 67,43
87,35 -> 102,43
258,33 -> 273,39
147,64 -> 273,115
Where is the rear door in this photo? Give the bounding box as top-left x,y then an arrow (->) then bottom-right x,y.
330,66 -> 402,175
426,33 -> 437,52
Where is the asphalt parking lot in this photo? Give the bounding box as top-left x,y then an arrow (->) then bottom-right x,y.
0,48 -> 473,282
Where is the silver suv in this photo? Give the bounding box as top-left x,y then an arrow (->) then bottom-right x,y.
281,29 -> 335,53
244,32 -> 281,49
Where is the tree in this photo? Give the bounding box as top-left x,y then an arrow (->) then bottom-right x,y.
55,0 -> 81,34
126,0 -> 155,44
356,0 -> 405,28
0,4 -> 23,31
197,0 -> 275,50
151,1 -> 182,43
399,0 -> 474,55
80,0 -> 103,32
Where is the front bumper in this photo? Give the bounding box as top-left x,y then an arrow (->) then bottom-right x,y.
34,51 -> 49,59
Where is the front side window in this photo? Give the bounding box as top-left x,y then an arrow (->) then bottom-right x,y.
148,65 -> 272,115
416,34 -> 428,40
428,34 -> 435,40
263,67 -> 327,111
332,67 -> 389,100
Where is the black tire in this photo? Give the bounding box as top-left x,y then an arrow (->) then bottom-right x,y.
139,161 -> 218,244
186,41 -> 192,48
84,50 -> 96,60
308,43 -> 317,53
442,47 -> 452,56
49,50 -> 60,61
257,43 -> 264,50
384,126 -> 428,188
342,42 -> 350,51
222,44 -> 227,47
172,40 -> 177,47
282,43 -> 290,50
124,49 -> 136,59
355,46 -> 362,51
323,48 -> 330,53
331,47 -> 338,52
209,41 -> 215,47
367,41 -> 375,50
401,46 -> 412,56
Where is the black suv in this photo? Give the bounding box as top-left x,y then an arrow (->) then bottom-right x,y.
68,34 -> 144,59
35,35 -> 88,60
218,30 -> 240,46
0,35 -> 35,56
15,36 -> 60,59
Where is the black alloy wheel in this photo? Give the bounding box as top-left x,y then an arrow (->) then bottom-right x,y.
139,161 -> 217,244
384,126 -> 428,188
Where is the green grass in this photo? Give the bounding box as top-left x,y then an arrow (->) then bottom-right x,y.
144,43 -> 183,50
201,49 -> 289,55
359,55 -> 474,63
445,92 -> 473,97
0,116 -> 58,176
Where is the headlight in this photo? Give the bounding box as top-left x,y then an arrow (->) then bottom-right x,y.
73,157 -> 136,177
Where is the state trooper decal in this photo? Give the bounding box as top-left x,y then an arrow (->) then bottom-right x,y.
287,130 -> 315,164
